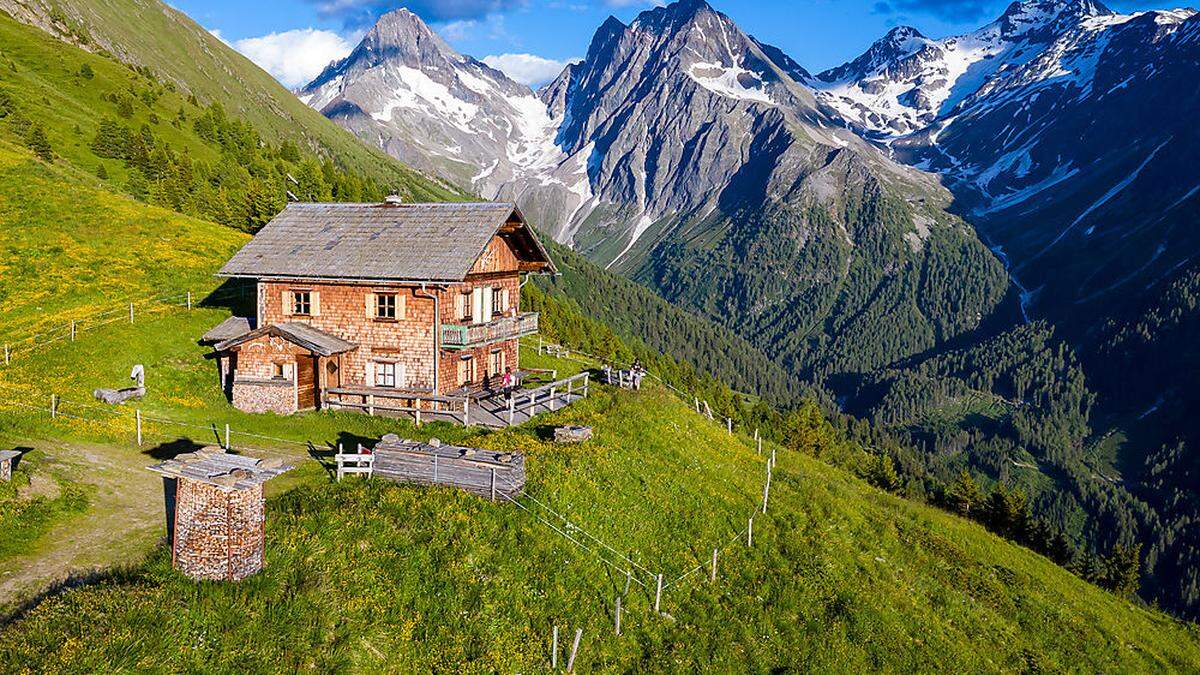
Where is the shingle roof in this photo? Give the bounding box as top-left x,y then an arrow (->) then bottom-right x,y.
218,201 -> 555,282
200,316 -> 255,344
215,322 -> 357,356
147,447 -> 292,491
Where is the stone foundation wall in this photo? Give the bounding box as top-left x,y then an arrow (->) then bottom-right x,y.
1,458 -> 10,482
232,379 -> 296,415
173,479 -> 265,581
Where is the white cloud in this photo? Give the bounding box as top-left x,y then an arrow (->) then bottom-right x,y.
232,28 -> 356,89
482,53 -> 578,87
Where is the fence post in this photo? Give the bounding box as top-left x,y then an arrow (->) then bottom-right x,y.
433,454 -> 439,483
694,396 -> 699,412
508,395 -> 515,425
463,398 -> 470,427
747,516 -> 754,546
711,547 -> 718,582
224,423 -> 230,450
136,409 -> 143,446
762,476 -> 770,514
654,573 -> 663,613
415,401 -> 422,427
368,394 -> 375,417
3,344 -> 8,366
552,625 -> 558,670
615,596 -> 622,635
129,302 -> 134,323
490,467 -> 497,502
727,417 -> 732,434
566,628 -> 582,673
70,321 -> 76,342
624,567 -> 631,596
757,437 -> 762,455
50,394 -> 57,419
186,291 -> 192,311
583,372 -> 589,398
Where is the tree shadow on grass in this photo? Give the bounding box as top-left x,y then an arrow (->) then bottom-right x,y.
141,437 -> 209,461
199,278 -> 256,316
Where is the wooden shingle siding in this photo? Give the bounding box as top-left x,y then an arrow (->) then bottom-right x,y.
260,281 -> 438,391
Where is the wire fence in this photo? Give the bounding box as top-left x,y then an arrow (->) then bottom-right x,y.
1,284 -> 252,362
0,285 -> 785,661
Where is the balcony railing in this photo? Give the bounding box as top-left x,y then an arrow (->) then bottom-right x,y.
441,312 -> 538,350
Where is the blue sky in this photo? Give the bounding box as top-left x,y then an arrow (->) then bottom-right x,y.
179,0 -> 1176,88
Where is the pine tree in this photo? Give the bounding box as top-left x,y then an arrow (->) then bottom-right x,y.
1102,542 -> 1141,598
25,125 -> 53,161
946,470 -> 983,517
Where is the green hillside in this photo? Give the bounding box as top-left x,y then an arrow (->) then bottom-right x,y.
2,384 -> 1198,670
0,0 -> 459,196
0,5 -> 460,236
0,126 -> 1195,669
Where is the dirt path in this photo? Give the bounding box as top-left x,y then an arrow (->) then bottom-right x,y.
0,440 -> 163,606
0,439 -> 313,610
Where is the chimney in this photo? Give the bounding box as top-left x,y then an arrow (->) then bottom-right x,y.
383,194 -> 403,206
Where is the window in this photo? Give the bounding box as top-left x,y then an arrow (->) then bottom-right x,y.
292,290 -> 312,316
376,293 -> 397,320
374,361 -> 398,388
457,356 -> 476,385
489,349 -> 506,377
273,362 -> 288,380
492,288 -> 505,316
471,286 -> 493,325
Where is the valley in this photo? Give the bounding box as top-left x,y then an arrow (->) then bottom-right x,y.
0,0 -> 1196,664
296,0 -> 1200,619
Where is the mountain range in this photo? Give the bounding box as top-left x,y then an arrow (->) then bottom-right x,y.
299,0 -> 1200,618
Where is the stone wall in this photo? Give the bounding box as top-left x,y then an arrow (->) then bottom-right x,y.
173,479 -> 265,581
232,379 -> 296,415
1,458 -> 10,482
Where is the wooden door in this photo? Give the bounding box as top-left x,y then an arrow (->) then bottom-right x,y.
296,355 -> 317,410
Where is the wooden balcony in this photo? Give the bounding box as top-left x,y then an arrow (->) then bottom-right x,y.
441,312 -> 538,350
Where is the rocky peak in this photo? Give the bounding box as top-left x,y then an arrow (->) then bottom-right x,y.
817,24 -> 932,83
994,0 -> 1114,38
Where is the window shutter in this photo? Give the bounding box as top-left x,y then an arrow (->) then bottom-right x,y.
311,292 -> 321,317
281,290 -> 292,317
397,363 -> 407,388
398,293 -> 407,320
502,289 -> 510,312
365,362 -> 375,387
454,293 -> 465,320
365,292 -> 375,318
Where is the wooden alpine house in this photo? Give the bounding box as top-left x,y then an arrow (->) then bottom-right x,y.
203,199 -> 557,417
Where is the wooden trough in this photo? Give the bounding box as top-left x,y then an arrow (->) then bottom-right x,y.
0,450 -> 20,482
369,435 -> 525,500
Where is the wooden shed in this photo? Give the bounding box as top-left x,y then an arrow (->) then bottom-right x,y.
147,448 -> 291,581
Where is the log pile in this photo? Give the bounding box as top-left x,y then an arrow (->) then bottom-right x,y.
372,435 -> 525,500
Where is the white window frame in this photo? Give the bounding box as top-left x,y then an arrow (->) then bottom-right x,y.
372,361 -> 404,389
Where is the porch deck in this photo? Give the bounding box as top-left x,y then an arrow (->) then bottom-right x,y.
323,371 -> 590,429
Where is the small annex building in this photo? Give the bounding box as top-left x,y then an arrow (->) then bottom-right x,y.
203,200 -> 557,415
